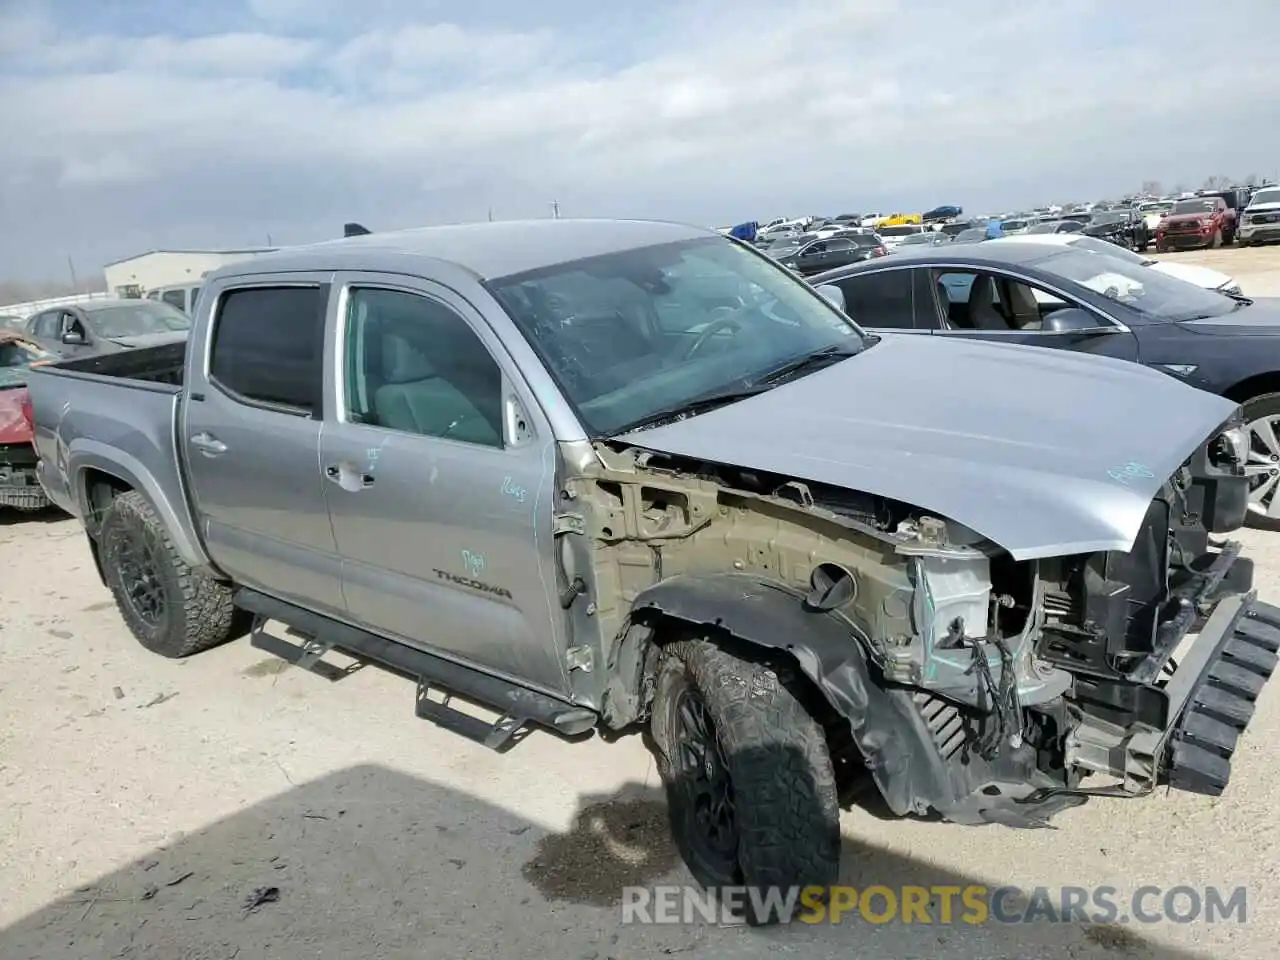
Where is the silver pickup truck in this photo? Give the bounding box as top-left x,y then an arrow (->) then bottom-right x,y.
27,219 -> 1278,922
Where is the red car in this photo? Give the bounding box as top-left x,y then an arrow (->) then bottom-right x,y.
0,331 -> 54,512
1155,195 -> 1236,251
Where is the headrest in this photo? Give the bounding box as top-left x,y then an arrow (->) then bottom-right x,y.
381,332 -> 436,384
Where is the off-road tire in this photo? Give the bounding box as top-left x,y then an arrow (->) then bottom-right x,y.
1242,393 -> 1280,532
99,491 -> 239,658
651,638 -> 840,924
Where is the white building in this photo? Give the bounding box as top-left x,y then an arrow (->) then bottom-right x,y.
102,248 -> 277,298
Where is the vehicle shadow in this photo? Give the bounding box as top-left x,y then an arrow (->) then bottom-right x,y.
0,505 -> 67,526
0,753 -> 1220,960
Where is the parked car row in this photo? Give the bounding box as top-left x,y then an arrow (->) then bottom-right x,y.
19,217 -> 1278,925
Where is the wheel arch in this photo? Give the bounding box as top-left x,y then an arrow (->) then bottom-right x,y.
1223,376 -> 1280,406
600,572 -> 953,818
66,441 -> 209,571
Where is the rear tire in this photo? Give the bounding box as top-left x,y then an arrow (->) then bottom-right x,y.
98,491 -> 240,658
650,638 -> 841,924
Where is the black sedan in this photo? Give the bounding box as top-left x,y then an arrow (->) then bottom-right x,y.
1081,209 -> 1150,251
766,234 -> 887,275
809,242 -> 1280,528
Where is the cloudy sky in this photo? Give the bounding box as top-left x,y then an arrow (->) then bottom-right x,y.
2,0 -> 1277,280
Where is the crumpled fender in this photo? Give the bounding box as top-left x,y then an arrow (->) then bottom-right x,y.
629,572 -> 958,817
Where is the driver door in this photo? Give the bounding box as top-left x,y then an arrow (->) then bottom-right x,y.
318,272 -> 571,696
925,267 -> 1139,360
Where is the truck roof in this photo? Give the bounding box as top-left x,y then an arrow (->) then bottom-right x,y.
205,218 -> 712,283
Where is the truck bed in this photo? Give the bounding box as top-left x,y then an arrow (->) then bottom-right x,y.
49,341 -> 186,387
25,342 -> 193,534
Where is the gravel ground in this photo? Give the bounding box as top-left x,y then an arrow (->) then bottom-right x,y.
2,246 -> 1280,960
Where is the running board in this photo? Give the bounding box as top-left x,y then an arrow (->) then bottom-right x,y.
1162,598 -> 1280,795
234,589 -> 597,751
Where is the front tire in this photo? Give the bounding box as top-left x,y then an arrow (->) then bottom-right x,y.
650,638 -> 840,924
1241,394 -> 1280,531
98,491 -> 240,658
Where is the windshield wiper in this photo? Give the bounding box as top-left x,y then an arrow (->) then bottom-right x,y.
1224,291 -> 1254,307
757,342 -> 862,385
613,384 -> 771,434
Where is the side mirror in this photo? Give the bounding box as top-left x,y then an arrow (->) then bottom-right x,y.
61,329 -> 85,345
1043,307 -> 1106,334
815,284 -> 845,311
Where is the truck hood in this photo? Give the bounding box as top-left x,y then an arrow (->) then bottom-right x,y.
1148,260 -> 1234,290
618,334 -> 1238,561
1162,213 -> 1212,225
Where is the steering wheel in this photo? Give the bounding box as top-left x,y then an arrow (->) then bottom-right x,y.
682,311 -> 748,361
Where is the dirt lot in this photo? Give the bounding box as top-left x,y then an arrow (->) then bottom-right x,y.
3,245 -> 1280,960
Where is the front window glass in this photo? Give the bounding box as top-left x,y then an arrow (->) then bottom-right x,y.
1249,188 -> 1280,207
488,237 -> 867,436
1034,250 -> 1235,320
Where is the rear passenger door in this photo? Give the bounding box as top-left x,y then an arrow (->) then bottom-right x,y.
825,266 -> 934,332
318,274 -> 568,696
180,274 -> 346,615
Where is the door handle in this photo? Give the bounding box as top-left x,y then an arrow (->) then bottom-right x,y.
324,464 -> 375,488
190,432 -> 227,456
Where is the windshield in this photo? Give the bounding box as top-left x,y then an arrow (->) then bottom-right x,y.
1035,249 -> 1235,321
878,225 -> 921,237
1027,222 -> 1062,234
955,228 -> 988,242
1139,202 -> 1172,213
846,233 -> 881,246
85,301 -> 191,338
899,232 -> 935,245
1172,199 -> 1216,215
487,237 -> 869,436
1089,212 -> 1126,226
1064,234 -> 1147,265
1250,188 -> 1280,207
1002,220 -> 1029,230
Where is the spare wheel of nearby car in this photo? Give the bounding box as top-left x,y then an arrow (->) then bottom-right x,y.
1240,393 -> 1280,531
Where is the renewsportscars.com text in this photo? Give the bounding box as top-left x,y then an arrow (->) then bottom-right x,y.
621,884 -> 1248,926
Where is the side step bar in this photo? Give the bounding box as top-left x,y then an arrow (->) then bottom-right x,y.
1162,597 -> 1280,795
234,589 -> 597,751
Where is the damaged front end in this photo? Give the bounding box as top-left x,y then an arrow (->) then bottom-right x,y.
575,413 -> 1275,829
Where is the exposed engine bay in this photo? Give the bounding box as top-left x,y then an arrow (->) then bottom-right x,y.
569,418 -> 1277,826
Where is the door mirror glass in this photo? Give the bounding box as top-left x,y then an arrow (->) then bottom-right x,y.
815,284 -> 845,311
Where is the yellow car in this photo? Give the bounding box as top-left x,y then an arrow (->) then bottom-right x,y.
876,212 -> 923,227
